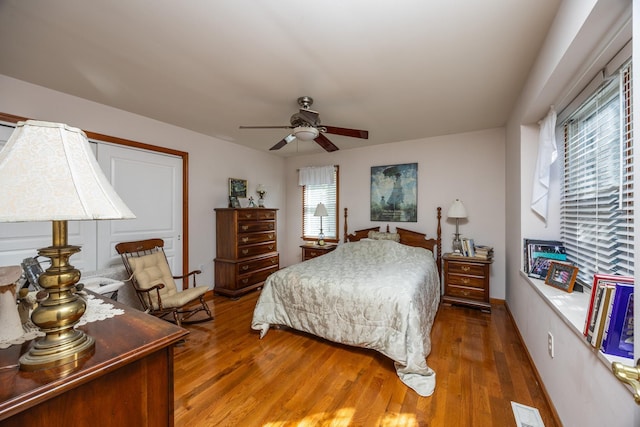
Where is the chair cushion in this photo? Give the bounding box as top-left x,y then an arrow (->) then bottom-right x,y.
128,251 -> 178,309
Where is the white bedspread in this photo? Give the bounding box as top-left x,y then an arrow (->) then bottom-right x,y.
251,239 -> 440,396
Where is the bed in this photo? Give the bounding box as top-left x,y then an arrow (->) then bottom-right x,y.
251,207 -> 442,396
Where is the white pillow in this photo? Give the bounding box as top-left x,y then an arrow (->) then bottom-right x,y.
367,230 -> 400,242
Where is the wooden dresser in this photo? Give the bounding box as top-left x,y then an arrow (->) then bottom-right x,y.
0,292 -> 188,426
442,253 -> 492,312
214,208 -> 279,298
300,243 -> 337,261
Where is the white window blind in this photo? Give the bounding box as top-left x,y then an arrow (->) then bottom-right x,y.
303,166 -> 338,240
560,61 -> 633,285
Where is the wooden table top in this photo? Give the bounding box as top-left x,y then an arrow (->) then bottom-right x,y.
0,291 -> 188,421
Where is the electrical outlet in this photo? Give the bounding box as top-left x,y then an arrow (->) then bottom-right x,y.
547,332 -> 554,358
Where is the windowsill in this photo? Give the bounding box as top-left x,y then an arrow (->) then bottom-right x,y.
519,271 -> 632,368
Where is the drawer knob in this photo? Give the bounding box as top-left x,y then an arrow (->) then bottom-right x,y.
268,234 -> 273,239
463,290 -> 470,296
242,249 -> 249,255
271,259 -> 276,264
310,251 -> 317,256
461,266 -> 471,272
242,278 -> 249,284
462,278 -> 470,284
268,245 -> 274,250
245,214 -> 253,219
242,265 -> 249,271
242,237 -> 249,243
242,225 -> 249,231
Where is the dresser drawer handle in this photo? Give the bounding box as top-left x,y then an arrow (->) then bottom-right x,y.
242,278 -> 249,284
461,266 -> 471,272
242,249 -> 249,255
461,278 -> 470,284
463,290 -> 470,296
242,237 -> 249,243
271,259 -> 277,264
244,213 -> 253,219
310,251 -> 318,256
241,265 -> 249,271
268,234 -> 273,239
268,245 -> 274,250
269,224 -> 274,230
242,225 -> 249,231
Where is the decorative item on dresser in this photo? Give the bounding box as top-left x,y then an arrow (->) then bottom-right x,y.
214,208 -> 279,298
300,242 -> 337,261
442,253 -> 492,312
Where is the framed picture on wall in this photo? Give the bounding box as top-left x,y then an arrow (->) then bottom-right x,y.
229,178 -> 247,199
370,163 -> 417,222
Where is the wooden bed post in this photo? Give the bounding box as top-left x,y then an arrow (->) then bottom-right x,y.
344,207 -> 349,243
436,206 -> 442,276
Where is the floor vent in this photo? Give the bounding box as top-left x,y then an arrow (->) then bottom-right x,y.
511,402 -> 545,427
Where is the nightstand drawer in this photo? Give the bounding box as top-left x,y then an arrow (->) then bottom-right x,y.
447,274 -> 486,289
447,262 -> 486,277
446,284 -> 486,301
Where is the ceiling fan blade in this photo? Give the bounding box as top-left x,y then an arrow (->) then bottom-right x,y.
240,125 -> 293,129
269,134 -> 295,151
324,126 -> 369,139
314,133 -> 339,152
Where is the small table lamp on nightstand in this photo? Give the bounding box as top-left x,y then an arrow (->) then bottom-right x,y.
448,199 -> 467,253
314,202 -> 328,246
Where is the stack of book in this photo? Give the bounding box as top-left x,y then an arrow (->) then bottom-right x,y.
459,238 -> 493,260
584,274 -> 634,358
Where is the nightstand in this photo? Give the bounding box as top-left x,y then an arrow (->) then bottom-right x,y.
300,243 -> 337,261
442,253 -> 492,312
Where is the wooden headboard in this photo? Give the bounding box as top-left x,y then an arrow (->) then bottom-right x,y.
343,207 -> 442,275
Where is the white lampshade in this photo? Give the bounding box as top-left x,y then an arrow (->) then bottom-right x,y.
293,126 -> 319,141
314,202 -> 328,217
0,120 -> 136,222
447,199 -> 468,219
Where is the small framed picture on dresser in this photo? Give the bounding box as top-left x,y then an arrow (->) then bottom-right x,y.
229,178 -> 247,199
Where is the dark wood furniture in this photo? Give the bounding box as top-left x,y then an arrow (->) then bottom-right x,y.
300,243 -> 338,261
214,208 -> 279,298
115,238 -> 212,327
0,292 -> 188,427
442,253 -> 492,312
343,206 -> 442,276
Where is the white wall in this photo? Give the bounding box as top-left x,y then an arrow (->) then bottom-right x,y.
0,74 -> 286,289
283,128 -> 507,300
505,1 -> 639,426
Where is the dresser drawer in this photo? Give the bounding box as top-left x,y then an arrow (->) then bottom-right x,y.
447,274 -> 486,289
237,231 -> 276,246
445,284 -> 486,301
236,266 -> 278,288
237,254 -> 279,274
447,261 -> 486,277
237,210 -> 276,221
237,242 -> 277,258
238,221 -> 275,233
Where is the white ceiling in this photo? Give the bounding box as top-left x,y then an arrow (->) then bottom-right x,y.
0,0 -> 561,157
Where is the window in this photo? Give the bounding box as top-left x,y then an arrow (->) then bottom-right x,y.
560,60 -> 633,285
302,166 -> 339,241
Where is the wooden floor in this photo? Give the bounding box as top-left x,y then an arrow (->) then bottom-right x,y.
174,291 -> 558,427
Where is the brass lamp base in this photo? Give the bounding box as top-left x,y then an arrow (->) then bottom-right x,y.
19,220 -> 95,371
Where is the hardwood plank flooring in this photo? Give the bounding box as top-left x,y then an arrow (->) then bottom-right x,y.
174,292 -> 558,426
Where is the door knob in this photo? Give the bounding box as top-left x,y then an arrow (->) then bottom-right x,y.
612,359 -> 640,404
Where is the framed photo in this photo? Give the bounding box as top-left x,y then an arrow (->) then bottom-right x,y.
528,256 -> 554,279
228,196 -> 240,208
370,162 -> 417,222
229,178 -> 247,199
545,262 -> 579,292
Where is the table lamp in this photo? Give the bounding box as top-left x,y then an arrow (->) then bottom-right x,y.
256,184 -> 266,207
0,120 -> 135,371
447,199 -> 467,253
314,202 -> 328,246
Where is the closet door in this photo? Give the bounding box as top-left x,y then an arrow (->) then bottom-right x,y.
95,142 -> 183,276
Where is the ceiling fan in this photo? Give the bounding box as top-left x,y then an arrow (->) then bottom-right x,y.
239,96 -> 369,152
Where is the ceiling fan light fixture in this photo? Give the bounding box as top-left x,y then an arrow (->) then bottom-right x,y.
293,126 -> 319,141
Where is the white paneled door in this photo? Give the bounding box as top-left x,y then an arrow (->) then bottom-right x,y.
95,142 -> 183,278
